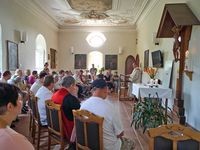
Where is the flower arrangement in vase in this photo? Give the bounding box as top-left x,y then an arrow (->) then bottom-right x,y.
144,67 -> 157,79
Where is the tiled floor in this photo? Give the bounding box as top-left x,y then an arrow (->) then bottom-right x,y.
14,93 -> 149,150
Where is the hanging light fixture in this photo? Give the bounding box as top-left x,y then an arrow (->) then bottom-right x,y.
86,32 -> 106,48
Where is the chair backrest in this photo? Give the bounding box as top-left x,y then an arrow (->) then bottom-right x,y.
29,93 -> 41,124
73,109 -> 104,150
148,124 -> 200,150
45,100 -> 64,137
119,74 -> 130,88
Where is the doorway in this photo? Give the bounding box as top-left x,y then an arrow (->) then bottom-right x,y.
125,55 -> 135,75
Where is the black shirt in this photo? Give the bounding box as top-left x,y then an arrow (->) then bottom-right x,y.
62,93 -> 80,121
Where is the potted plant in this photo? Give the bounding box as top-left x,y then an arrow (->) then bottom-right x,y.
131,93 -> 172,133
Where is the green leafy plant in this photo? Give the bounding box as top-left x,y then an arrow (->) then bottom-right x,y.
131,93 -> 172,133
101,67 -> 105,72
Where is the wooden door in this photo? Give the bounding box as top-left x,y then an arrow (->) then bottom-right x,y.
50,48 -> 56,69
125,55 -> 135,75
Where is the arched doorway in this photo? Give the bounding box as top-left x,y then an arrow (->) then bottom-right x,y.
35,34 -> 47,71
125,55 -> 135,75
87,51 -> 103,71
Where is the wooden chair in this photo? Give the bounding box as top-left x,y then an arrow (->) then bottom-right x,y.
45,100 -> 68,150
28,91 -> 35,138
148,124 -> 200,150
118,74 -> 131,101
30,94 -> 48,150
73,109 -> 104,150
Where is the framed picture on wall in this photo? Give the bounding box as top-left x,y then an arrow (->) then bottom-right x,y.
144,49 -> 149,68
74,54 -> 87,69
50,48 -> 56,69
105,55 -> 118,70
7,40 -> 18,70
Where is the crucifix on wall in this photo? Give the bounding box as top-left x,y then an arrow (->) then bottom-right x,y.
171,26 -> 182,62
156,3 -> 200,124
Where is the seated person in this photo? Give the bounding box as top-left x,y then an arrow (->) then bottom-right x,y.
52,76 -> 80,141
22,69 -> 31,87
97,69 -> 104,79
28,70 -> 38,85
0,83 -> 34,150
8,69 -> 23,87
81,79 -> 124,150
0,71 -> 11,83
36,75 -> 54,126
73,71 -> 89,99
30,71 -> 47,95
85,70 -> 92,84
104,69 -> 114,91
113,71 -> 119,93
53,74 -> 61,91
8,69 -> 29,114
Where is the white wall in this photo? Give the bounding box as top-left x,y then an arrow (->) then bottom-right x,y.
58,28 -> 137,74
0,0 -> 58,71
136,0 -> 200,130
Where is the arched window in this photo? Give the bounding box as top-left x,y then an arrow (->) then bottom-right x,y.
35,34 -> 47,71
88,51 -> 103,71
0,24 -> 2,72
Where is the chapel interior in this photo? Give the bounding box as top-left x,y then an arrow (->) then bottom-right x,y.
1,0 -> 200,149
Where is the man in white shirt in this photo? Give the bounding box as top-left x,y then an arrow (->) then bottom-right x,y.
30,71 -> 47,95
0,71 -> 11,83
128,62 -> 142,97
81,79 -> 124,150
35,75 -> 54,126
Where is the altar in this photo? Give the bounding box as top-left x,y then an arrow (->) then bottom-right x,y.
132,83 -> 172,99
132,83 -> 172,124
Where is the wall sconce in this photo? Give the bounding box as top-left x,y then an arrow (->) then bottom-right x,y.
118,47 -> 123,55
152,32 -> 159,45
20,31 -> 27,43
70,46 -> 74,54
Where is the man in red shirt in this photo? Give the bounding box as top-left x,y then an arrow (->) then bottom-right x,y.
52,76 -> 80,141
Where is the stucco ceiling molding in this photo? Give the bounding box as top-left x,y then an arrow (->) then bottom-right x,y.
14,0 -> 59,30
136,0 -> 161,28
67,0 -> 112,11
58,25 -> 136,32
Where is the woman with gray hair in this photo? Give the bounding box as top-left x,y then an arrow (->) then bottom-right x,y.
52,76 -> 80,142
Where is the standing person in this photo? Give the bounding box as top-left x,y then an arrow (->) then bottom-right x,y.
89,64 -> 97,81
36,75 -> 54,126
0,71 -> 12,83
128,63 -> 142,97
43,62 -> 50,74
0,83 -> 34,150
80,79 -> 124,150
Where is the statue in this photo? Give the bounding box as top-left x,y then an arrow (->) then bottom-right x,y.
172,26 -> 182,62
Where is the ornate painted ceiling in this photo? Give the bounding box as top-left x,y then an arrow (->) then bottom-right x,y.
31,0 -> 151,28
